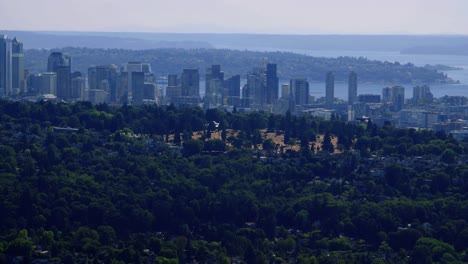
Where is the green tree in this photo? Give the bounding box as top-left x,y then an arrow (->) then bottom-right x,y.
183,139 -> 204,156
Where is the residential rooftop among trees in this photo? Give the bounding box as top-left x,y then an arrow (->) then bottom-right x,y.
0,100 -> 467,263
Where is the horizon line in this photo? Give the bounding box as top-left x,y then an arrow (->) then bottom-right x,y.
3,29 -> 468,37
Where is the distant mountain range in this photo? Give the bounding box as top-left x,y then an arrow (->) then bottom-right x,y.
3,31 -> 213,50
5,31 -> 468,54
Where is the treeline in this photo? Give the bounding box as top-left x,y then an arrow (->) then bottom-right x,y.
0,100 -> 467,263
24,47 -> 453,84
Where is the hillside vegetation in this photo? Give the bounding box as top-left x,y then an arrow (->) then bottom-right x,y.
0,101 -> 467,263
25,47 -> 453,84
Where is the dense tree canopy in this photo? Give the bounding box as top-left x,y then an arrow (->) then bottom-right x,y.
0,100 -> 466,263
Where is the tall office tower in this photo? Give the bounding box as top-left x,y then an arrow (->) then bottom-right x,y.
47,52 -> 71,72
116,72 -> 128,103
48,52 -> 71,100
181,69 -> 200,98
125,62 -> 143,104
131,72 -> 145,105
11,38 -> 24,94
56,66 -> 72,99
348,71 -> 357,105
0,35 -> 12,96
168,74 -> 178,87
88,66 -> 97,90
241,84 -> 250,107
325,71 -> 334,108
35,72 -> 57,95
382,87 -> 392,103
281,84 -> 290,99
288,84 -> 296,113
87,67 -> 97,90
156,86 -> 163,104
143,83 -> 156,100
246,71 -> 265,108
23,69 -> 30,93
205,65 -> 224,107
71,77 -> 85,100
290,78 -> 309,106
96,65 -> 117,102
166,74 -> 181,103
412,85 -> 433,105
382,86 -> 405,111
225,75 -> 240,106
266,63 -> 279,104
392,86 -> 405,111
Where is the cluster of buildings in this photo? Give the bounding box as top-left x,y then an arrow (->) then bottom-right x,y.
1,35 -> 467,138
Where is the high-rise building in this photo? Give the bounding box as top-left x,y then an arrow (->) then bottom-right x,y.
290,78 -> 309,107
116,72 -> 128,104
11,38 -> 24,94
143,83 -> 156,100
126,62 -> 143,103
48,52 -> 71,100
241,84 -> 250,108
95,65 -> 117,102
71,77 -> 84,100
348,71 -> 357,105
56,66 -> 72,99
246,71 -> 264,108
181,69 -> 200,97
205,65 -> 224,107
382,86 -> 405,111
225,75 -> 240,106
412,85 -> 433,105
0,35 -> 12,96
168,74 -> 178,87
325,71 -> 334,108
281,84 -> 290,99
266,63 -> 279,104
87,67 -> 97,90
165,74 -> 181,103
47,52 -> 71,72
131,72 -> 145,105
33,72 -> 57,95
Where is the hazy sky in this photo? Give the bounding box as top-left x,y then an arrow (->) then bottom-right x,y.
1,0 -> 467,34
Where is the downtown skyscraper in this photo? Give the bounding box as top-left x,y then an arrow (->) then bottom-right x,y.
205,65 -> 224,107
290,78 -> 309,107
48,52 -> 72,99
11,38 -> 24,94
265,63 -> 279,104
348,71 -> 357,105
0,35 -> 12,96
325,71 -> 334,108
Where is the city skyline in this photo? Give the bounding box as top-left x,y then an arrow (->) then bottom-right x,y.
1,0 -> 468,35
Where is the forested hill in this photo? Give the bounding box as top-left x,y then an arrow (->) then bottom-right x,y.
25,47 -> 453,83
0,100 -> 467,263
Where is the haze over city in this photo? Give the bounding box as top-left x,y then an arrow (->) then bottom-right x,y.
1,0 -> 468,34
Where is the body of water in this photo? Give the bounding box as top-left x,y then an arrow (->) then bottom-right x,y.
194,49 -> 468,100
282,49 -> 468,100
